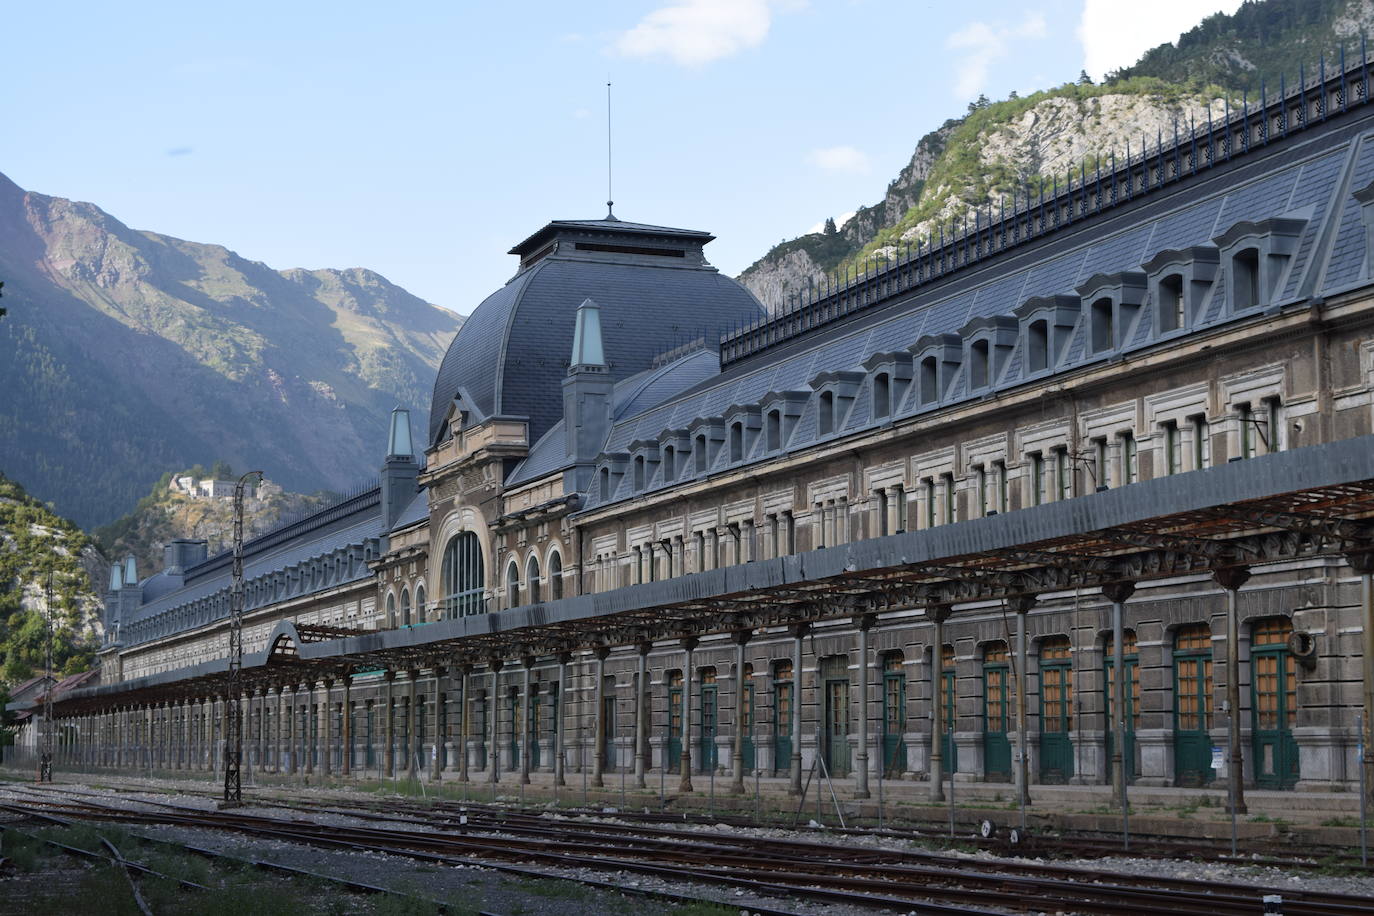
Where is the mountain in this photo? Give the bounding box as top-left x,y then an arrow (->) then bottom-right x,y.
94,466 -> 338,578
1117,0 -> 1362,91
0,472 -> 102,685
738,0 -> 1374,312
0,172 -> 462,527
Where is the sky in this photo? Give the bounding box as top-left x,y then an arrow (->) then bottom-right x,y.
3,0 -> 1242,315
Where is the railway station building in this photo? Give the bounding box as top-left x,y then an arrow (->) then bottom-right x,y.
30,62 -> 1374,809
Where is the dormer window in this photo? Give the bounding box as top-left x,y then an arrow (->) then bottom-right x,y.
766,409 -> 781,451
633,455 -> 646,490
662,445 -> 675,481
919,357 -> 938,404
1028,320 -> 1048,372
694,434 -> 707,472
1090,297 -> 1113,352
819,391 -> 835,436
730,421 -> 744,462
1212,217 -> 1304,315
1233,248 -> 1260,309
873,373 -> 891,419
599,466 -> 611,501
969,340 -> 990,389
1158,274 -> 1185,331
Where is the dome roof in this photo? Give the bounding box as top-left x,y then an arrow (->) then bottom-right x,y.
429,217 -> 765,447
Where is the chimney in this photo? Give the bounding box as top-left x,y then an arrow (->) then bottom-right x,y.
562,299 -> 614,492
381,406 -> 419,530
163,538 -> 209,575
104,563 -> 123,645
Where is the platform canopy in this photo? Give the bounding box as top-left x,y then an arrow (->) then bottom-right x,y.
54,434 -> 1374,713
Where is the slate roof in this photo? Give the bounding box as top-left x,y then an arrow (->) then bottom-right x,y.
428,220 -> 765,448
508,347 -> 721,487
117,489 -> 390,647
579,115 -> 1374,511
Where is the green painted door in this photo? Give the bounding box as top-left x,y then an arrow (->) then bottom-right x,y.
983,655 -> 1011,781
772,665 -> 792,775
823,677 -> 850,777
1173,624 -> 1214,786
667,673 -> 683,771
1039,648 -> 1073,783
1105,639 -> 1139,784
1252,618 -> 1299,789
882,657 -> 907,776
699,674 -> 718,770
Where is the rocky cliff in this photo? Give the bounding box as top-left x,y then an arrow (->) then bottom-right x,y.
740,0 -> 1374,312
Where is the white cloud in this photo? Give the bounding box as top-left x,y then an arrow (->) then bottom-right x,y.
1078,0 -> 1244,81
807,146 -> 870,174
614,0 -> 780,66
946,13 -> 1047,101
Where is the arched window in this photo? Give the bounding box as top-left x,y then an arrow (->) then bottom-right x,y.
415,584 -> 427,623
662,445 -> 675,481
766,409 -> 781,452
694,434 -> 707,472
633,455 -> 646,490
548,551 -> 563,600
599,466 -> 611,501
440,531 -> 485,618
526,555 -> 541,604
506,561 -> 520,608
400,588 -> 411,627
729,422 -> 744,462
385,592 -> 396,628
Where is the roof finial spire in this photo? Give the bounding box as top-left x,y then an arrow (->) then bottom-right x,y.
605,79 -> 616,220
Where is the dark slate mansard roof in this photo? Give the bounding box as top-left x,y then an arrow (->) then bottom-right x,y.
570,99 -> 1374,511
428,217 -> 766,449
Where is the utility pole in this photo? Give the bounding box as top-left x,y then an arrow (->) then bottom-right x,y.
222,471 -> 262,807
39,572 -> 54,782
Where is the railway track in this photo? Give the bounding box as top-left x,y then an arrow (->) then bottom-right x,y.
6,781 -> 1368,915
55,773 -> 1371,872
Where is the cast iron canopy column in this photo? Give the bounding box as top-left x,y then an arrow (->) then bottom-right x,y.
929,606 -> 950,802
340,674 -> 352,777
634,642 -> 650,789
406,670 -> 418,780
488,660 -> 502,785
1102,581 -> 1135,814
1349,550 -> 1374,811
321,678 -> 333,778
680,636 -> 697,793
1213,566 -> 1251,815
555,654 -> 569,787
521,657 -> 534,785
731,630 -> 751,795
592,647 -> 609,787
1008,594 -> 1038,810
304,681 -> 315,777
854,614 -> 873,800
789,624 -> 807,795
432,666 -> 445,782
383,671 -> 395,779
